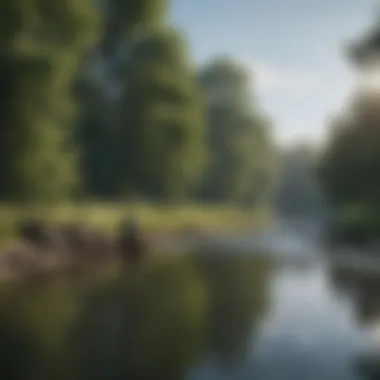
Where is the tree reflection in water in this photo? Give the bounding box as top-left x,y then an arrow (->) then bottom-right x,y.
75,252 -> 272,380
0,278 -> 82,380
329,264 -> 380,326
74,254 -> 207,380
328,263 -> 380,380
0,252 -> 272,380
195,252 -> 272,367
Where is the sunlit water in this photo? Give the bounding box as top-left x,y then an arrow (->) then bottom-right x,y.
0,247 -> 378,380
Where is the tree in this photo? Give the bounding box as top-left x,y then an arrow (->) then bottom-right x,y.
74,49 -> 121,198
0,0 -> 99,202
100,0 -> 167,57
318,10 -> 380,243
319,92 -> 380,237
319,91 -> 380,244
198,57 -> 277,205
76,0 -> 170,198
116,27 -> 207,199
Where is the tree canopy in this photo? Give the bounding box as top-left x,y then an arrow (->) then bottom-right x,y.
198,57 -> 277,206
0,0 -> 99,202
0,0 -> 277,208
117,27 -> 207,199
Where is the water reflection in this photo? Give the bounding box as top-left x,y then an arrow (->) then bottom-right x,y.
2,250 -> 380,380
329,264 -> 380,326
196,254 -> 271,365
0,279 -> 82,380
329,263 -> 380,379
75,255 -> 208,380
0,252 -> 272,380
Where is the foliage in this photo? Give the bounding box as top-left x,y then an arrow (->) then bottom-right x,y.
76,0 -> 169,198
0,0 -> 276,214
198,57 -> 277,206
319,92 -> 380,241
100,0 -> 168,56
117,27 -> 207,198
0,0 -> 99,202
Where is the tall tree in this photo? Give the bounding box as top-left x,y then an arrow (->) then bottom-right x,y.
76,0 -> 169,198
74,49 -> 120,198
198,57 -> 276,205
318,11 -> 380,242
319,93 -> 380,213
0,0 -> 99,202
116,27 -> 207,199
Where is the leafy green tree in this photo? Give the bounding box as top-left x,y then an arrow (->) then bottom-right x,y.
116,27 -> 207,199
100,0 -> 167,57
319,92 -> 380,240
198,57 -> 277,205
76,0 -> 186,199
0,0 -> 99,202
74,50 -> 120,198
318,12 -> 380,242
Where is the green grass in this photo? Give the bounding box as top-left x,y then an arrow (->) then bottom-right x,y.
0,202 -> 273,248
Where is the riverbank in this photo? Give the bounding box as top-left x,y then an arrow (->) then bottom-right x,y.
0,202 -> 272,248
0,203 -> 273,282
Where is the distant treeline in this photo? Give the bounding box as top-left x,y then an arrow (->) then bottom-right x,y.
275,144 -> 324,217
0,0 -> 276,207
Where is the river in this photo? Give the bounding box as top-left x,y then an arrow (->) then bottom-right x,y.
0,225 -> 379,380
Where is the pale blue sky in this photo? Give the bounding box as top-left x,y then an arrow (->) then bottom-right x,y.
170,0 -> 378,146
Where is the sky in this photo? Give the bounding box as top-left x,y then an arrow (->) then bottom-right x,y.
170,0 -> 378,147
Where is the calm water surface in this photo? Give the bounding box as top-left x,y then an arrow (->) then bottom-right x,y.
0,249 -> 378,380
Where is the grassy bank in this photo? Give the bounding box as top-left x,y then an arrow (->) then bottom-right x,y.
0,202 -> 273,248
